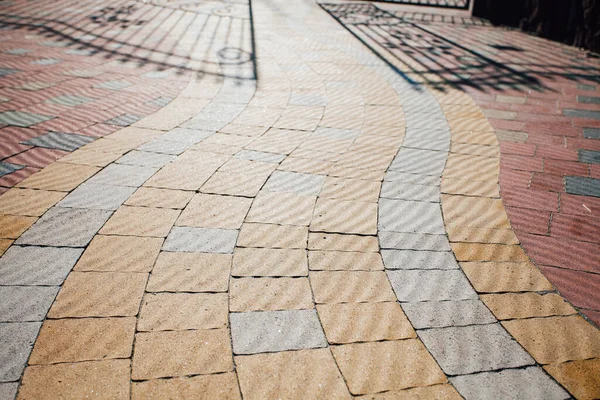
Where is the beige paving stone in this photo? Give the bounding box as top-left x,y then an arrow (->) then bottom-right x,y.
311,198 -> 377,235
361,125 -> 405,138
354,134 -> 404,148
29,317 -> 135,364
450,142 -> 500,158
481,292 -> 577,320
132,329 -> 233,380
232,248 -> 308,277
74,235 -> 163,272
203,133 -> 255,147
48,271 -> 147,318
282,105 -> 324,120
80,138 -> 144,154
332,340 -> 447,395
318,302 -> 415,344
300,136 -> 354,154
309,251 -> 383,271
236,349 -> 351,400
59,150 -> 122,167
0,214 -> 37,239
502,316 -> 600,364
246,192 -> 317,226
125,187 -> 193,209
230,277 -> 313,311
451,243 -> 529,262
134,97 -> 209,131
544,358 -> 600,400
16,162 -> 100,192
100,206 -> 180,237
441,177 -> 500,198
18,360 -> 130,400
446,225 -> 519,245
310,271 -> 396,303
138,292 -> 228,331
443,154 -> 499,181
355,384 -> 462,400
0,188 -> 65,216
308,233 -> 379,252
174,150 -> 230,167
201,171 -> 269,197
177,193 -> 252,229
146,252 -> 231,293
291,148 -> 341,162
277,156 -> 335,175
0,239 -> 11,256
320,177 -> 381,202
132,373 -> 241,400
143,163 -> 217,191
335,152 -> 396,172
219,124 -> 269,137
245,129 -> 309,154
461,261 -> 553,292
237,223 -> 308,249
191,142 -> 241,155
329,167 -> 386,181
442,195 -> 510,229
217,158 -> 276,175
105,127 -> 164,142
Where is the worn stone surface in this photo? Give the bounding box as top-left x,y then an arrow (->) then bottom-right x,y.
230,278 -> 313,311
163,227 -> 238,253
0,246 -> 83,285
0,286 -> 59,322
311,271 -> 397,303
387,269 -> 478,302
100,206 -> 180,237
74,235 -> 163,272
132,373 -> 241,400
481,292 -> 577,320
233,248 -> 308,277
402,299 -> 496,329
544,358 -> 600,400
0,322 -> 41,381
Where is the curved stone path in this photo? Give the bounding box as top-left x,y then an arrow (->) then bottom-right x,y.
0,0 -> 599,399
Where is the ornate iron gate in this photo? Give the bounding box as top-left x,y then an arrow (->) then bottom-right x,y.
369,0 -> 471,10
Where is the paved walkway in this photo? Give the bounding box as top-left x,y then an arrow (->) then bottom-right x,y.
0,0 -> 599,399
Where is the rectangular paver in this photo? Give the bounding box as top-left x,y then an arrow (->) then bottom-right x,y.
0,322 -> 42,381
402,299 -> 496,329
381,249 -> 458,270
57,183 -> 136,210
86,164 -> 158,187
0,286 -> 59,322
387,269 -> 478,302
23,131 -> 94,151
163,227 -> 238,253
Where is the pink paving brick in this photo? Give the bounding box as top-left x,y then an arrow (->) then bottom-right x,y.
539,265 -> 600,317
530,173 -> 565,192
520,233 -> 600,274
550,214 -> 600,244
560,193 -> 600,216
500,187 -> 559,212
4,147 -> 68,168
504,206 -> 551,235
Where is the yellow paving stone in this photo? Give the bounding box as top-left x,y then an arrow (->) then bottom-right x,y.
446,225 -> 519,245
353,134 -> 403,148
0,188 -> 65,216
132,373 -> 241,400
191,142 -> 241,155
245,129 -> 310,154
355,384 -> 462,400
320,177 -> 381,202
544,358 -> 600,400
29,317 -> 135,364
246,192 -> 317,226
16,162 -> 99,192
481,293 -> 577,320
203,133 -> 255,147
0,239 -> 12,256
58,150 -> 122,167
138,293 -> 228,331
461,261 -> 553,292
100,206 -> 180,237
311,198 -> 378,235
0,214 -> 37,239
79,138 -> 147,154
232,248 -> 308,277
132,329 -> 233,380
104,127 -> 164,142
450,142 -> 500,158
217,158 -> 276,175
143,163 -> 218,191
282,105 -> 324,120
502,316 -> 600,364
237,223 -> 308,249
320,116 -> 363,130
177,193 -> 252,229
335,151 -> 396,171
48,272 -> 147,318
300,136 -> 354,154
18,360 -> 130,400
332,340 -> 447,395
233,107 -> 283,127
236,349 -> 351,400
124,187 -> 193,209
174,150 -> 231,167
310,271 -> 396,303
134,97 -> 209,130
309,251 -> 384,271
230,277 -> 314,311
451,243 -> 529,262
442,195 -> 510,229
291,148 -> 342,162
447,116 -> 493,133
318,302 -> 416,344
74,235 -> 163,272
451,130 -> 499,146
146,252 -> 231,293
361,125 -> 405,137
201,171 -> 269,197
348,143 -> 399,157
308,233 -> 379,252
274,116 -> 320,131
443,153 -> 499,182
441,177 -> 500,198
277,156 -> 335,175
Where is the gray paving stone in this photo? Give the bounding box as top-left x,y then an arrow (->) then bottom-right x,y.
384,171 -> 441,186
379,198 -> 445,234
402,136 -> 450,152
160,128 -> 214,145
105,113 -> 142,126
0,322 -> 42,381
387,269 -> 478,302
22,131 -> 94,151
116,150 -> 175,168
147,97 -> 173,107
450,366 -> 570,400
230,310 -> 327,355
263,171 -> 325,196
42,41 -> 68,47
313,127 -> 360,141
584,127 -> 600,139
179,118 -> 228,132
31,58 -> 61,66
0,286 -> 59,322
65,48 -> 95,56
235,150 -> 286,163
163,227 -> 238,253
95,80 -> 131,90
379,232 -> 451,251
46,94 -> 93,107
145,71 -> 171,79
418,324 -> 535,375
577,83 -> 596,91
577,95 -> 600,104
563,108 -> 600,120
380,181 -> 440,202
290,92 -> 327,106
565,176 -> 600,197
0,68 -> 20,78
137,138 -> 191,155
579,149 -> 600,164
0,246 -> 83,285
86,164 -> 157,187
402,299 -> 496,329
0,163 -> 24,177
382,249 -> 458,270
16,207 -> 111,247
0,382 -> 18,400
4,48 -> 32,55
0,111 -> 54,127
57,183 -> 136,210
388,148 -> 448,176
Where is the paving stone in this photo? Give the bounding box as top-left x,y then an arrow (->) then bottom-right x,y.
380,181 -> 440,202
578,83 -> 596,91
0,245 -> 83,285
132,329 -> 233,379
246,192 -> 317,226
451,366 -> 569,400
379,198 -> 445,234
355,384 -> 462,399
389,148 -> 448,176
387,269 -> 478,302
0,68 -> 20,77
29,317 -> 135,364
18,360 -> 130,400
22,131 -> 94,151
584,127 -> 600,139
0,322 -> 42,381
105,113 -> 142,126
331,339 -> 446,395
125,187 -> 193,209
16,207 -> 111,247
0,382 -> 18,400
419,323 -> 535,375
230,309 -> 327,354
579,149 -> 600,164
74,235 -> 163,272
161,127 -> 214,144
177,193 -> 252,229
402,136 -> 450,151
236,349 -> 351,399
379,231 -> 451,251
263,171 -> 326,196
319,177 -> 381,203
381,249 -> 458,270
0,214 -> 37,239
137,138 -> 190,155
58,150 -> 122,167
237,223 -> 308,249
46,94 -> 93,107
232,248 -> 308,277
565,176 -> 600,197
100,206 -> 180,237
312,198 -> 378,235
563,109 -> 600,119
146,252 -> 231,293
0,162 -> 24,177
230,277 -> 314,311
132,373 -> 241,400
0,111 -> 53,127
310,271 -> 397,303
116,150 -> 175,168
96,80 -> 131,90
163,227 -> 238,253
309,250 -> 383,271
384,171 -> 441,186
480,292 -> 576,320
17,162 -> 100,192
86,164 -> 157,187
544,358 -> 600,400
235,150 -> 286,163
402,299 -> 496,329
461,261 -> 553,292
0,286 -> 59,322
138,292 -> 228,331
57,183 -> 136,210
308,233 -> 378,252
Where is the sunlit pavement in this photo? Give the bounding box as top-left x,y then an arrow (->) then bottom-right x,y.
0,0 -> 599,399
